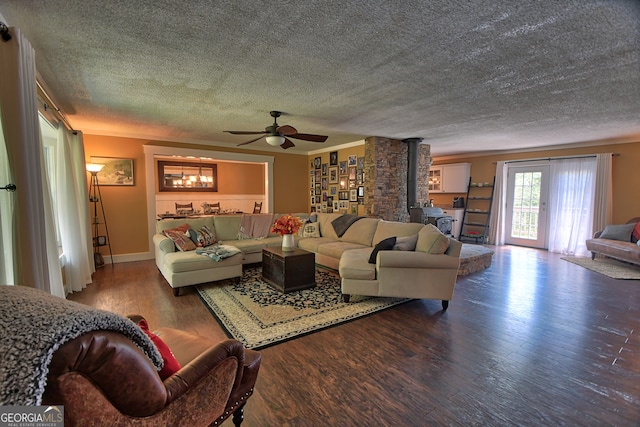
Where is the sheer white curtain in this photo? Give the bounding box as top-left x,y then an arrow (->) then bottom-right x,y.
592,153 -> 613,233
0,115 -> 16,285
56,125 -> 94,293
0,27 -> 64,296
488,161 -> 507,245
547,157 -> 597,256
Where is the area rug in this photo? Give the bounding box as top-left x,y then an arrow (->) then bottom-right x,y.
196,267 -> 410,349
562,256 -> 640,280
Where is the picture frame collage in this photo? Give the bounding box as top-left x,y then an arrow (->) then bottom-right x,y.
310,151 -> 365,214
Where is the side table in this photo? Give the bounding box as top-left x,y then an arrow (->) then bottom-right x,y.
262,247 -> 315,293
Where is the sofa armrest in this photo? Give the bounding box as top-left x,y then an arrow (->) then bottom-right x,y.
377,250 -> 460,269
153,233 -> 176,254
163,339 -> 245,405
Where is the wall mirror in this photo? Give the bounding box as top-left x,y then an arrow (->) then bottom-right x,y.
158,160 -> 218,192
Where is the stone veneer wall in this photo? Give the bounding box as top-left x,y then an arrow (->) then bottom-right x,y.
363,136 -> 431,222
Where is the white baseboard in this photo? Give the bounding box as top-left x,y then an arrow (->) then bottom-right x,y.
105,251 -> 154,264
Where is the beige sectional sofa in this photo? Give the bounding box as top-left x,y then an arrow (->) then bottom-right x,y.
154,212 -> 462,308
154,214 -> 308,295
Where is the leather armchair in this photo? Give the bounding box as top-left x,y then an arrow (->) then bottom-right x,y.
42,317 -> 261,427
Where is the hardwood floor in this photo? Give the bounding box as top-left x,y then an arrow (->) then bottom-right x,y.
69,246 -> 640,426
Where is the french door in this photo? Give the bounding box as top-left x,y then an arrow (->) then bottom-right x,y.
505,165 -> 549,249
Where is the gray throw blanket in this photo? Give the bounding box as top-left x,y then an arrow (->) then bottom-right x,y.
0,285 -> 163,406
196,244 -> 242,262
331,214 -> 363,237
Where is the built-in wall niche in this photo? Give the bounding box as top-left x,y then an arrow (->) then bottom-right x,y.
158,160 -> 218,192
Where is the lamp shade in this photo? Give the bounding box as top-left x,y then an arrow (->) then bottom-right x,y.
86,163 -> 105,173
265,135 -> 285,146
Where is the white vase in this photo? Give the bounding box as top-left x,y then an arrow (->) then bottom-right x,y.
282,233 -> 295,251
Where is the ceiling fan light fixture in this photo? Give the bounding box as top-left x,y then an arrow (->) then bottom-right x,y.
265,135 -> 285,146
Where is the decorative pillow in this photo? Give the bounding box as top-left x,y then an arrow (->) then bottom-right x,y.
393,234 -> 418,251
189,225 -> 216,247
415,225 -> 450,254
632,222 -> 640,243
369,236 -> 397,264
302,222 -> 321,238
164,227 -> 197,251
136,319 -> 181,380
599,223 -> 635,242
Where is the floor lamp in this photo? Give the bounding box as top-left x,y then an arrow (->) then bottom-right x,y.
87,163 -> 113,267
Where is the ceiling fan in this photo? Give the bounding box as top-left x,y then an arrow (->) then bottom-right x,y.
224,111 -> 328,149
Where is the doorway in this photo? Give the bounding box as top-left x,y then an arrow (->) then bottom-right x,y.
505,165 -> 550,249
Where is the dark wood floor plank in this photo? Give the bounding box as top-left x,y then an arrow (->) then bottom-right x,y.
68,245 -> 640,426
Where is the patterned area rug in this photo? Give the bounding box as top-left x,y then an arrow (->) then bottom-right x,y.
562,256 -> 640,280
196,267 -> 410,349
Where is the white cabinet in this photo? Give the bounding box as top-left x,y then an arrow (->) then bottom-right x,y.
442,208 -> 465,240
429,163 -> 470,193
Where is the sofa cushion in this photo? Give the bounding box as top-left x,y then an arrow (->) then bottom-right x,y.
164,251 -> 243,273
339,248 -> 376,281
372,220 -> 424,245
599,223 -> 635,242
393,234 -> 418,251
631,222 -> 640,243
297,237 -> 339,253
369,236 -> 397,263
317,241 -> 370,260
137,319 -> 181,380
213,215 -> 243,241
341,217 -> 379,246
164,228 -> 197,252
415,224 -> 450,254
217,239 -> 266,254
189,225 -> 216,247
301,222 -> 321,238
316,213 -> 343,239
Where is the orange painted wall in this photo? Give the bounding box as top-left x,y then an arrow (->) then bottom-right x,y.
83,135 -> 309,256
429,141 -> 640,224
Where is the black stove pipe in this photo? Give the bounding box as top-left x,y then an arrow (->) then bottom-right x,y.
403,138 -> 423,213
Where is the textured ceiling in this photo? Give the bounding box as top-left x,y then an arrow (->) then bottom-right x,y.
1,1 -> 639,156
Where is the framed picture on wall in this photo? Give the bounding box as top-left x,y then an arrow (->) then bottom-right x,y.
329,167 -> 338,183
339,161 -> 347,175
348,155 -> 357,166
91,156 -> 134,186
330,151 -> 338,166
314,157 -> 321,169
350,189 -> 357,202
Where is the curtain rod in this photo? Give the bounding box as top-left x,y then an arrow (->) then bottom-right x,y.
36,80 -> 75,132
495,153 -> 620,165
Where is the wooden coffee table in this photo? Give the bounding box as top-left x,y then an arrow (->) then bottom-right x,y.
262,247 -> 316,293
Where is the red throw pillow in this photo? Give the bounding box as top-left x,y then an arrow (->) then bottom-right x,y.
137,319 -> 181,380
632,222 -> 640,243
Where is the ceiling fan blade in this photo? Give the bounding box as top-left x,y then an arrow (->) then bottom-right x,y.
288,133 -> 328,142
225,130 -> 268,135
276,125 -> 298,136
236,135 -> 265,146
280,138 -> 295,149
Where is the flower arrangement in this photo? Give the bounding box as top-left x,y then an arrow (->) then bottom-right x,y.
270,214 -> 304,236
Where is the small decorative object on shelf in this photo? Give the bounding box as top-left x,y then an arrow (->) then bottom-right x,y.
270,214 -> 304,251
